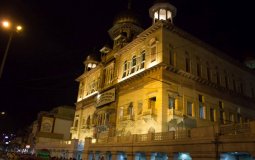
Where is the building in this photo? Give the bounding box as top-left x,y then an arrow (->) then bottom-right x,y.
28,105 -> 76,159
71,0 -> 255,160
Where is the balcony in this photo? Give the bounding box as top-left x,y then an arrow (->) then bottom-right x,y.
168,109 -> 183,117
119,115 -> 135,121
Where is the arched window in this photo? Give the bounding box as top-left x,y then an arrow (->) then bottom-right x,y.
148,127 -> 155,133
122,60 -> 128,78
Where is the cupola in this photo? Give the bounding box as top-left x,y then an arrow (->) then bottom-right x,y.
149,0 -> 177,24
84,55 -> 99,72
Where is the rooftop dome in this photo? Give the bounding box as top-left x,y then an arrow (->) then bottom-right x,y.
85,54 -> 98,62
113,9 -> 141,26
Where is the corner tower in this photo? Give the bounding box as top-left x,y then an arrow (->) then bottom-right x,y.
149,0 -> 177,24
108,2 -> 144,49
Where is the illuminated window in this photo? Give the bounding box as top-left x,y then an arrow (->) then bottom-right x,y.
187,101 -> 193,116
159,9 -> 166,20
168,97 -> 175,109
149,97 -> 156,109
154,11 -> 159,20
198,95 -> 206,119
131,56 -> 136,74
140,51 -> 145,69
185,58 -> 191,73
167,11 -> 171,19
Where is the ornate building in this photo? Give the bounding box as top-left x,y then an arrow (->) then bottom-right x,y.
71,1 -> 255,160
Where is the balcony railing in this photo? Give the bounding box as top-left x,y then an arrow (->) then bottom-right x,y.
220,123 -> 250,135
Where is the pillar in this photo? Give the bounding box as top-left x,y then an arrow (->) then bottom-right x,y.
110,151 -> 118,160
146,152 -> 151,160
127,152 -> 134,160
167,152 -> 173,160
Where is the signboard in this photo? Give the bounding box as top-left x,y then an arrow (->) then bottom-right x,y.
96,88 -> 115,107
40,116 -> 54,133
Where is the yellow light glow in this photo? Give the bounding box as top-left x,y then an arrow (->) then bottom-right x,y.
1,112 -> 5,115
2,21 -> 10,28
16,25 -> 22,31
92,138 -> 97,143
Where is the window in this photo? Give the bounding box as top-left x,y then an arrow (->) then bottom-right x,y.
131,56 -> 136,74
168,97 -> 175,109
198,95 -> 206,119
86,116 -> 91,126
149,97 -> 156,109
122,61 -> 128,78
128,102 -> 133,116
210,108 -> 215,122
185,58 -> 191,73
137,102 -> 143,115
197,63 -> 201,77
159,9 -> 166,20
229,113 -> 235,123
140,51 -> 145,69
187,101 -> 193,116
151,43 -> 157,62
219,101 -> 225,124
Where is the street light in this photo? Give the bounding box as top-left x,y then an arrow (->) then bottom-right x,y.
0,20 -> 23,78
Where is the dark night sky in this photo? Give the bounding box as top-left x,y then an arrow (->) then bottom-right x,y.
0,0 -> 254,133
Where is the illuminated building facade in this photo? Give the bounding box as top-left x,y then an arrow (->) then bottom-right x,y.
71,1 -> 255,159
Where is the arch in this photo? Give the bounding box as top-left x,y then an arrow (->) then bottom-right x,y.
148,127 -> 155,133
